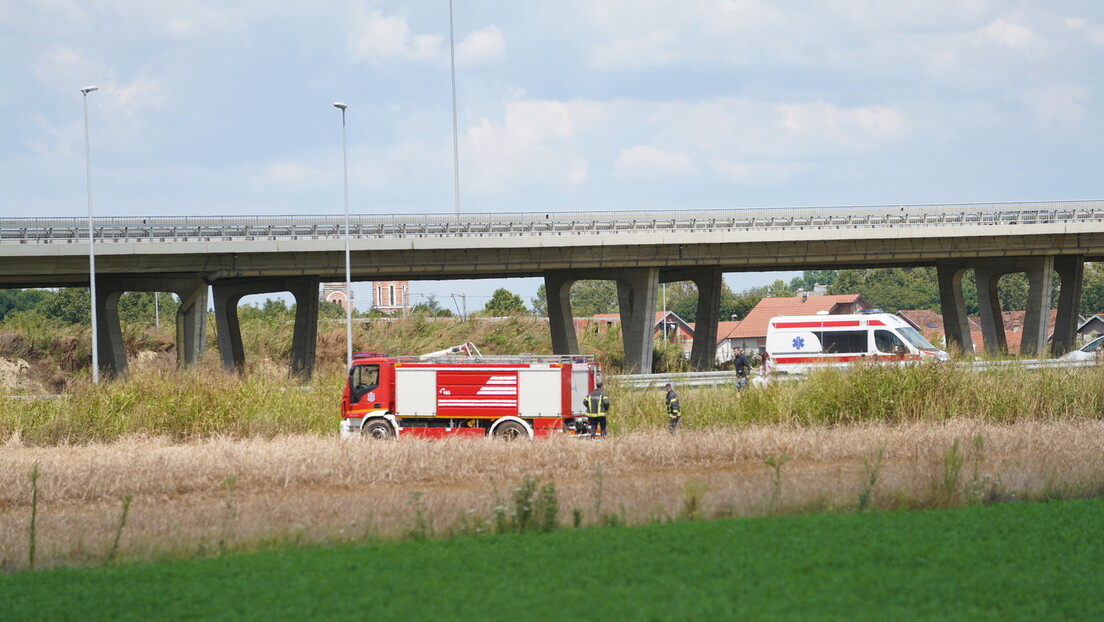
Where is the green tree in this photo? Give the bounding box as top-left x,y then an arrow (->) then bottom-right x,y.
483,288 -> 527,316
723,292 -> 763,321
764,279 -> 796,298
856,268 -> 941,312
531,285 -> 548,316
661,281 -> 698,319
318,299 -> 347,320
571,280 -> 618,316
532,280 -> 619,317
38,288 -> 91,324
0,289 -> 50,322
237,298 -> 294,323
788,270 -> 838,292
411,295 -> 454,317
1079,263 -> 1104,315
118,292 -> 181,326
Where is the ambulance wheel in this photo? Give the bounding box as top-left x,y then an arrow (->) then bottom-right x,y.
361,419 -> 394,440
493,421 -> 528,440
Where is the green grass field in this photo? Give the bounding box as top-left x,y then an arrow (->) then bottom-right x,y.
3,497 -> 1101,621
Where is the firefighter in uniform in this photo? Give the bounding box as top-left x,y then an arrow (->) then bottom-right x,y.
664,383 -> 681,434
584,382 -> 611,437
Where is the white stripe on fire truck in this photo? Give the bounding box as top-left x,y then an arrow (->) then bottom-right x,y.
439,399 -> 518,406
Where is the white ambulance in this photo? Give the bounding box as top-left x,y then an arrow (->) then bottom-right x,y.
765,312 -> 949,373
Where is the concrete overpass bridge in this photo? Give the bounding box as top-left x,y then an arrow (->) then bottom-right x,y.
3,199 -> 1103,376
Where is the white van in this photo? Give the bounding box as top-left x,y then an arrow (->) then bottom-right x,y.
766,312 -> 949,373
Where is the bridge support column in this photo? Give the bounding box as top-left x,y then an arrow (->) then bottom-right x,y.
93,285 -> 127,378
212,277 -> 321,378
662,267 -> 722,371
94,276 -> 210,377
1020,257 -> 1055,357
617,268 -> 659,374
176,282 -> 209,367
974,262 -> 1009,355
936,261 -> 974,355
289,277 -> 321,378
1052,255 -> 1085,356
544,271 -> 579,355
972,257 -> 1058,357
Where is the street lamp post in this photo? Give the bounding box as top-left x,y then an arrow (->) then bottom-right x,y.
333,102 -> 353,370
81,85 -> 100,384
449,0 -> 461,215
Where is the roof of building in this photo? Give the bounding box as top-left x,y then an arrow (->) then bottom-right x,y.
715,320 -> 742,343
896,309 -> 944,332
728,294 -> 868,338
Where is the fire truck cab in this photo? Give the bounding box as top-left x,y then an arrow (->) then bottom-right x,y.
340,351 -> 600,440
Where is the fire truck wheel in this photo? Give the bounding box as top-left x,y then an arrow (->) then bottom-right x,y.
492,420 -> 528,440
361,419 -> 394,440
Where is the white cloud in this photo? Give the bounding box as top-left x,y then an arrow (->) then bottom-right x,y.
775,102 -> 909,152
1065,16 -> 1104,45
111,75 -> 167,118
457,25 -> 505,64
982,17 -> 1039,50
351,10 -> 442,62
464,100 -> 605,193
712,161 -> 807,185
253,162 -> 331,188
1024,85 -> 1088,130
614,146 -> 697,178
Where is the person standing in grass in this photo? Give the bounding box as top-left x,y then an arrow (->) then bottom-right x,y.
733,347 -> 752,392
664,383 -> 681,434
584,381 -> 611,438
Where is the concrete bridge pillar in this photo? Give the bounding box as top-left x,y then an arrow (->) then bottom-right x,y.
617,268 -> 659,374
973,262 -> 1009,355
1021,257 -> 1055,357
212,276 -> 321,378
289,277 -> 321,378
93,286 -> 126,378
971,257 -> 1059,357
544,271 -> 579,355
93,276 -> 210,377
176,282 -> 209,367
1051,255 -> 1085,356
936,262 -> 975,355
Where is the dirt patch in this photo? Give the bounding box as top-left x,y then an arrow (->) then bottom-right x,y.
0,358 -> 42,394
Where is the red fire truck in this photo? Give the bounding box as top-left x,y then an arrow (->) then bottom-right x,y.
339,344 -> 600,440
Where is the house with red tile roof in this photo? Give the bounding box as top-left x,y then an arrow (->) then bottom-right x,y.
896,309 -> 1063,354
725,294 -> 870,353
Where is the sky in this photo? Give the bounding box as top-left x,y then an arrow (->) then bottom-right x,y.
3,1 -> 1103,310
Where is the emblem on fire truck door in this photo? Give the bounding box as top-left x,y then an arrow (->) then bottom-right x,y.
366,391 -> 375,402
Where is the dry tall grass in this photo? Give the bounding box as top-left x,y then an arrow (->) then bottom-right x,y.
3,420 -> 1103,571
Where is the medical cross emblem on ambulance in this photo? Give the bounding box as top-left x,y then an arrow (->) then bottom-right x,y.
792,336 -> 805,350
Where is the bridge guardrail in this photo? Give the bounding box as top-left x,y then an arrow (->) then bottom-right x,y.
610,357 -> 1102,389
2,200 -> 1103,244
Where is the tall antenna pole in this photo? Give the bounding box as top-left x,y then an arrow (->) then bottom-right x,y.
449,0 -> 461,215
